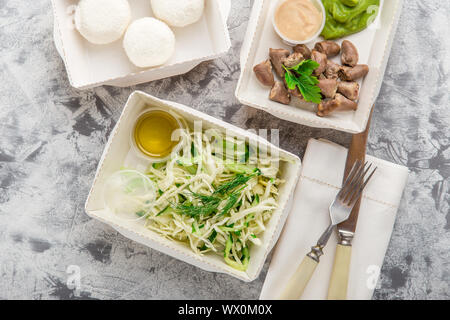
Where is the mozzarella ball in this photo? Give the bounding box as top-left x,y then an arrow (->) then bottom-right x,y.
151,0 -> 204,28
123,18 -> 176,68
75,0 -> 131,45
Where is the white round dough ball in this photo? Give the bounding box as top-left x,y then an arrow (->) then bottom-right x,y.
75,0 -> 131,45
123,18 -> 176,68
151,0 -> 204,27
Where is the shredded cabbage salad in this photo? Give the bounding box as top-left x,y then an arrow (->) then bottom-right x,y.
122,128 -> 285,271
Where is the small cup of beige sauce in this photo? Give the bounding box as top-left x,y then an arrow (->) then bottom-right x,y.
272,0 -> 326,45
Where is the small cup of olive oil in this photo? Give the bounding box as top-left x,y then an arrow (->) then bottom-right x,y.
131,108 -> 186,162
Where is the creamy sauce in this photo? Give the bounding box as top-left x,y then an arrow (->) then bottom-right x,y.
275,0 -> 323,41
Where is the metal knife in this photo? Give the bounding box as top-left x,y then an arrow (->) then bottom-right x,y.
327,109 -> 373,300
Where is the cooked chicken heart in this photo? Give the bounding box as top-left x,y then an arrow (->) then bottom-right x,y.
282,52 -> 304,68
339,64 -> 369,81
293,44 -> 311,59
341,40 -> 359,67
314,41 -> 341,58
337,81 -> 359,100
253,59 -> 275,86
311,50 -> 327,76
317,93 -> 357,117
269,81 -> 291,105
318,79 -> 338,99
269,48 -> 290,78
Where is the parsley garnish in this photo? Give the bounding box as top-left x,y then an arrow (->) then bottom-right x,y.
283,60 -> 322,104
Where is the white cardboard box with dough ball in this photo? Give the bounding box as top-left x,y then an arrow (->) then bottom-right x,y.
52,0 -> 231,89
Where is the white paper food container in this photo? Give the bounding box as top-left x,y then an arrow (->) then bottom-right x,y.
235,0 -> 403,133
52,0 -> 231,90
85,91 -> 301,282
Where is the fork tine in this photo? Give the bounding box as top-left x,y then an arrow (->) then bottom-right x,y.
339,161 -> 366,201
345,164 -> 373,204
342,162 -> 371,203
336,161 -> 358,198
342,160 -> 361,187
337,160 -> 362,199
360,167 -> 377,190
347,166 -> 377,207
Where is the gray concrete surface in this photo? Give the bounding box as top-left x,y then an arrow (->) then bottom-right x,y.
0,0 -> 448,299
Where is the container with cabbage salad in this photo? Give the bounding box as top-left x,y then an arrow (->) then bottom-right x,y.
109,123 -> 286,271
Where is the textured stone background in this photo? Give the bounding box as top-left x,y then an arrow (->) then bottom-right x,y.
0,0 -> 449,300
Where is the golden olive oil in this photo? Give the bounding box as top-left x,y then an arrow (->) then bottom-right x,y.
133,110 -> 180,158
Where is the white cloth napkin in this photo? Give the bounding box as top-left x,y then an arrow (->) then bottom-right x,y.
260,139 -> 409,300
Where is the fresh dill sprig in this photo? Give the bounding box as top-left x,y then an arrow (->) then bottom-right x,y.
219,191 -> 240,216
213,174 -> 255,196
174,173 -> 255,218
191,192 -> 220,205
176,199 -> 220,217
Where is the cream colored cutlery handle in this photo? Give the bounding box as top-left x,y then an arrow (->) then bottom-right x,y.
327,244 -> 352,300
279,256 -> 318,300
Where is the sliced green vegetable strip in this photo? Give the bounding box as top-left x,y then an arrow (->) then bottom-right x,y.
152,162 -> 166,170
156,205 -> 170,217
208,230 -> 217,243
224,234 -> 249,271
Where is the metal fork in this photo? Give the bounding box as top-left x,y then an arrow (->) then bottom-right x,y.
279,160 -> 377,300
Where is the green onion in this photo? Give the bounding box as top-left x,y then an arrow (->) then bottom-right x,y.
223,234 -> 249,271
178,193 -> 187,203
208,230 -> 217,243
152,162 -> 166,170
191,142 -> 198,157
156,205 -> 170,217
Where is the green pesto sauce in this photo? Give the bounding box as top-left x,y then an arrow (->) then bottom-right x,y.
321,0 -> 381,40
